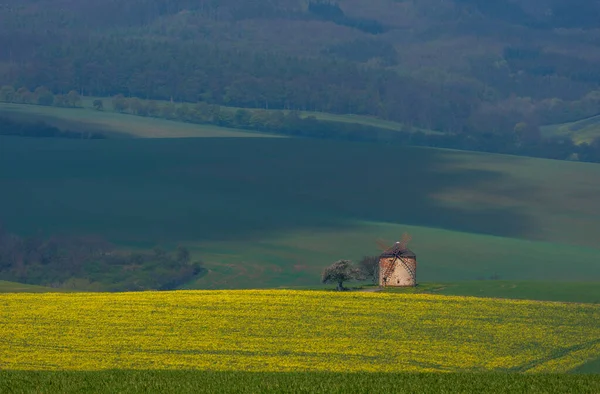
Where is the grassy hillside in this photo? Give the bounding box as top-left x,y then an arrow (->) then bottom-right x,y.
1,371 -> 598,393
0,103 -> 276,139
543,115 -> 600,144
381,281 -> 600,304
0,99 -> 419,139
2,277 -> 598,305
2,290 -> 599,373
188,222 -> 600,289
0,280 -> 69,293
78,97 -> 413,133
1,136 -> 599,288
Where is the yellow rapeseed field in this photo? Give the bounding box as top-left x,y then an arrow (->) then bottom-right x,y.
1,290 -> 598,373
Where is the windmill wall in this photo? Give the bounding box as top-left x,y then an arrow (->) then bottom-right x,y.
379,257 -> 417,287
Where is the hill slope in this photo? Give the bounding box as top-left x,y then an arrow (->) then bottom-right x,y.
2,290 -> 599,373
0,280 -> 68,293
0,103 -> 276,139
382,281 -> 600,304
1,136 -> 599,289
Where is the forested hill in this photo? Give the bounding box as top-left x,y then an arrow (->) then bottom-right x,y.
2,0 -> 600,143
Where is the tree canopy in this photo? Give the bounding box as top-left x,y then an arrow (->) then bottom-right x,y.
321,260 -> 364,291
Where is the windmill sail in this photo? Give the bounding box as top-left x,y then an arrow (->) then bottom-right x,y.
378,233 -> 416,287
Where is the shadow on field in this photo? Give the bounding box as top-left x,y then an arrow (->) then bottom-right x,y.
0,109 -> 131,139
0,136 -> 534,244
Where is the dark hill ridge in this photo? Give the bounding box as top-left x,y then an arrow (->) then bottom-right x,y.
2,0 -> 600,144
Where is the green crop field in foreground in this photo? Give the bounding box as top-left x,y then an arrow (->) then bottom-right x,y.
1,371 -> 598,394
1,291 -> 599,373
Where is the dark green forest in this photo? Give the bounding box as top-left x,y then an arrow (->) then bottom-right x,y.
2,0 -> 600,144
0,226 -> 205,291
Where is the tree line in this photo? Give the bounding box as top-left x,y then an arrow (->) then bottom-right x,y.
3,83 -> 600,163
2,0 -> 600,143
4,34 -> 600,156
101,94 -> 600,163
0,85 -> 82,108
0,226 -> 205,291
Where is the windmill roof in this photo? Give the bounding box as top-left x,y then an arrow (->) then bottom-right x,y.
380,243 -> 416,258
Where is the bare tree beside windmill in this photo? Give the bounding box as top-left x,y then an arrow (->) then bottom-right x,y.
377,233 -> 417,287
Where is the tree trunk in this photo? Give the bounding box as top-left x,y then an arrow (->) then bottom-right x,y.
337,281 -> 344,291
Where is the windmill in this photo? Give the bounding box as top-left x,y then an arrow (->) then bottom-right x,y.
376,233 -> 417,287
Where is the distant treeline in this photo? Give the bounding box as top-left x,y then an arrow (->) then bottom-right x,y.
2,83 -> 600,163
3,0 -> 600,142
0,85 -> 83,108
0,116 -> 106,139
0,226 -> 205,291
102,95 -> 600,163
6,36 -> 600,136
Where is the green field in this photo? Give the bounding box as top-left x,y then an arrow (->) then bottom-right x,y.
1,135 -> 600,289
0,99 -> 430,140
78,96 -> 420,135
1,371 -> 598,393
0,102 -> 275,139
543,115 -> 600,144
381,281 -> 600,304
0,280 -> 70,293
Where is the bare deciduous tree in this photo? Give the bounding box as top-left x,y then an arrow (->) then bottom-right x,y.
358,255 -> 379,284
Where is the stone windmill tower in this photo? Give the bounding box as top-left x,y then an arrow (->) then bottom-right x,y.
377,233 -> 417,287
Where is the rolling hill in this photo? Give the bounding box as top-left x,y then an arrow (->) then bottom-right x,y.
2,290 -> 599,373
0,102 -> 276,139
543,115 -> 600,144
2,289 -> 599,391
1,135 -> 599,290
382,281 -> 600,304
0,280 -> 69,293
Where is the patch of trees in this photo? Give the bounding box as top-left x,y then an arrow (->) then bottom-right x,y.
7,34 -> 599,140
358,256 -> 379,284
321,256 -> 380,290
93,94 -> 600,163
2,0 -> 600,138
3,14 -> 600,140
0,116 -> 106,139
0,226 -> 205,291
6,37 -> 471,132
503,46 -> 600,84
0,85 -> 82,108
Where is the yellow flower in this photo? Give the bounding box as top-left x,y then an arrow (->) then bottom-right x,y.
0,290 -> 598,373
